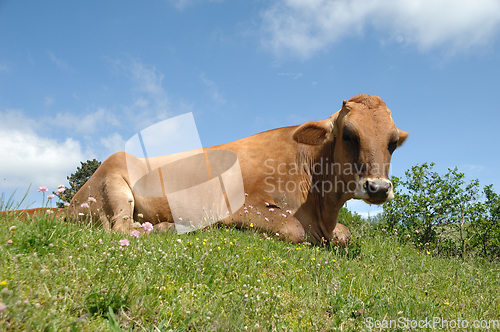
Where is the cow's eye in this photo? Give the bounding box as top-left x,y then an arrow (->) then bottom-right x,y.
343,133 -> 353,144
388,140 -> 398,153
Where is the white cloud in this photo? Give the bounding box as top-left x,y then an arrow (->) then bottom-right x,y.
114,59 -> 173,131
200,73 -> 227,104
261,0 -> 500,58
48,51 -> 72,71
278,72 -> 303,79
0,109 -> 38,132
105,57 -> 195,134
129,61 -> 166,97
109,58 -> 203,133
169,0 -> 192,10
168,0 -> 223,10
47,107 -> 120,135
44,96 -> 55,106
461,164 -> 485,172
100,133 -> 126,156
0,110 -> 87,191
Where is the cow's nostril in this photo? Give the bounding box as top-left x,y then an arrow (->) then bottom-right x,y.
367,181 -> 378,193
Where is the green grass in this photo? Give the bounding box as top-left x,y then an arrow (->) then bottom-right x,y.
1,214 -> 499,331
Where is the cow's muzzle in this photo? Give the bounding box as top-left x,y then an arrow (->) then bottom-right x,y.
353,178 -> 394,204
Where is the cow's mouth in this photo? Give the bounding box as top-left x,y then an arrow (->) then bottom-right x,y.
362,197 -> 390,205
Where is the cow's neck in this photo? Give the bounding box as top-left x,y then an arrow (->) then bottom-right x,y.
318,191 -> 349,241
297,141 -> 349,241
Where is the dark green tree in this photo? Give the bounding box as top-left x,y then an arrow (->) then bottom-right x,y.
470,185 -> 500,258
380,176 -> 410,231
383,163 -> 452,245
54,159 -> 102,208
382,163 -> 489,257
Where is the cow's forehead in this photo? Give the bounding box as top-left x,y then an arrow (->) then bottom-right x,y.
339,103 -> 395,131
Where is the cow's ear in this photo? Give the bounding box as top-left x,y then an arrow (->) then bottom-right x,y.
397,129 -> 408,146
293,120 -> 334,145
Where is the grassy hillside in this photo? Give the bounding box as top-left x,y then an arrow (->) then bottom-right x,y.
1,213 -> 499,331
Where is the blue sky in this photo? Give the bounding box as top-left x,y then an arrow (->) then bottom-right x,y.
1,0 -> 500,217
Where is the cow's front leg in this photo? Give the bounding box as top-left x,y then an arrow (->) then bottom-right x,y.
153,222 -> 176,233
276,216 -> 306,244
111,210 -> 135,234
332,223 -> 351,246
102,176 -> 136,234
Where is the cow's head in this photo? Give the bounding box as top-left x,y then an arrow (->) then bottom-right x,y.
293,94 -> 408,205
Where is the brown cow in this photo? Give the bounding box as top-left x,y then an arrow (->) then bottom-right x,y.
67,94 -> 407,245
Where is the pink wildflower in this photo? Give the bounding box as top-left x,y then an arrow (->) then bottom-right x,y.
38,186 -> 48,192
119,239 -> 130,247
286,210 -> 292,214
269,208 -> 274,212
64,202 -> 71,208
265,202 -> 270,206
58,184 -> 65,189
0,302 -> 6,312
80,203 -> 89,209
130,230 -> 141,238
142,222 -> 154,232
249,205 -> 253,209
87,197 -> 97,203
281,213 -> 287,218
265,217 -> 269,221
47,194 -> 55,199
